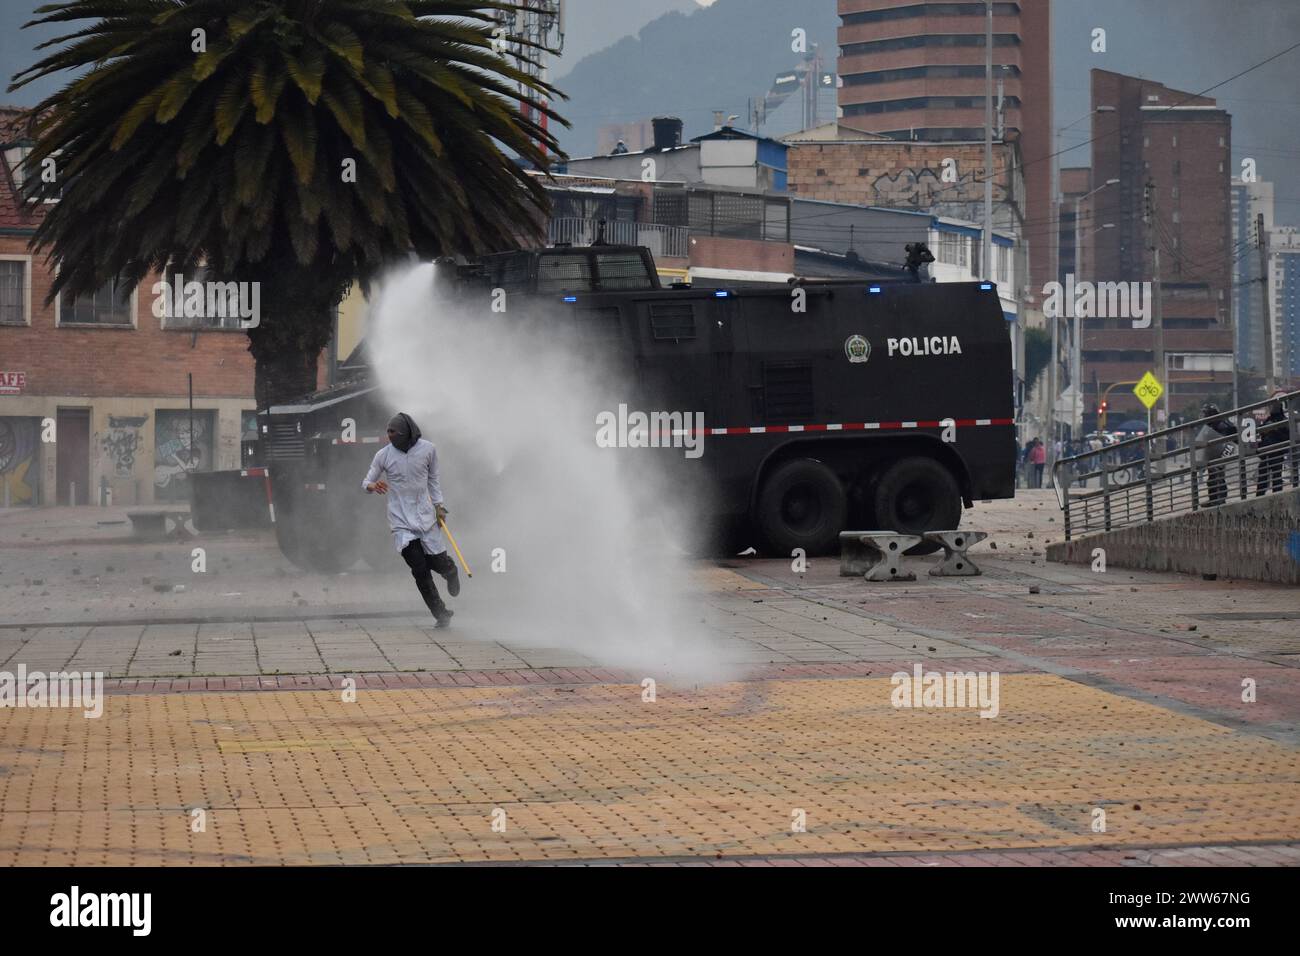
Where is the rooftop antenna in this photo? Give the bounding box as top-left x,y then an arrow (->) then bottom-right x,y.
499,2 -> 565,157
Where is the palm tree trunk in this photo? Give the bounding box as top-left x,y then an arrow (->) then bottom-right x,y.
244,274 -> 339,409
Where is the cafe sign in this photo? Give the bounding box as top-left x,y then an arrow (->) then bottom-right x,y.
0,371 -> 27,394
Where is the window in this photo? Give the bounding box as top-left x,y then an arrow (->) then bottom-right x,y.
842,64 -> 1020,86
936,232 -> 968,268
595,253 -> 655,291
842,2 -> 1018,25
2,145 -> 62,203
843,95 -> 1021,116
57,278 -> 134,326
841,33 -> 1019,57
535,254 -> 593,294
0,257 -> 30,326
159,265 -> 246,330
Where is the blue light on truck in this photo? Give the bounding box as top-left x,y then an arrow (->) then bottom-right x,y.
562,295 -> 577,303
981,283 -> 994,290
714,290 -> 729,298
868,286 -> 882,294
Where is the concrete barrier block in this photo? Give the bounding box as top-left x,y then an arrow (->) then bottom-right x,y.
924,530 -> 988,576
839,532 -> 920,582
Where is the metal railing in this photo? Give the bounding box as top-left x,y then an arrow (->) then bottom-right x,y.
1052,390 -> 1300,540
548,217 -> 689,259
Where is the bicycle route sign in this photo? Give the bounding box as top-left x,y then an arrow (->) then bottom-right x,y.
1134,371 -> 1163,409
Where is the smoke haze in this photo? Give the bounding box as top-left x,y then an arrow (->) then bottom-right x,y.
364,263 -> 736,685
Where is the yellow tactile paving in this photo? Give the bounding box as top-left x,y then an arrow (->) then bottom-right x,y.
692,565 -> 770,591
2,676 -> 1298,865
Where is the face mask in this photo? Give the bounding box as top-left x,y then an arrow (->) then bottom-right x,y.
387,413 -> 421,453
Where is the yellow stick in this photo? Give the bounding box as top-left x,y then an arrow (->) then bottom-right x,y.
438,517 -> 473,578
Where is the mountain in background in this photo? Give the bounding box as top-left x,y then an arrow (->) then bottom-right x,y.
554,0 -> 701,75
552,0 -> 839,157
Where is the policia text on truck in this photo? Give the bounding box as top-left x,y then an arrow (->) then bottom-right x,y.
208,242 -> 1015,572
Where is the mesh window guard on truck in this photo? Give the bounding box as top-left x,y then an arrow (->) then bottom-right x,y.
649,302 -> 696,341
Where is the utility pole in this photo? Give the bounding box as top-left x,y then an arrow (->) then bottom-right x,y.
1258,212 -> 1275,394
1146,180 -> 1167,426
983,1 -> 993,282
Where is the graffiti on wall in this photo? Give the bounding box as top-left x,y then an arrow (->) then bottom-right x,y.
100,414 -> 147,478
0,417 -> 41,504
155,410 -> 213,501
871,165 -> 1005,209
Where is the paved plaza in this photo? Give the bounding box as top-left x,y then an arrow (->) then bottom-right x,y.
1,492 -> 1297,865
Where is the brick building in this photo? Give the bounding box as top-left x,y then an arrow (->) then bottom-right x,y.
834,0 -> 1053,291
1083,70 -> 1234,425
0,107 -> 262,507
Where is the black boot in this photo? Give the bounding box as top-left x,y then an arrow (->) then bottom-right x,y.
412,571 -> 452,627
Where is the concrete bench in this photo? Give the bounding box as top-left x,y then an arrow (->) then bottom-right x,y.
839,531 -> 921,582
128,510 -> 192,540
923,530 -> 988,576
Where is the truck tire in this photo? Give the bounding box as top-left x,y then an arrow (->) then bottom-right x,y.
872,456 -> 961,554
361,528 -> 401,572
271,475 -> 360,573
756,458 -> 847,557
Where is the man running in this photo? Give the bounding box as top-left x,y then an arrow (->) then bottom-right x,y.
362,412 -> 459,627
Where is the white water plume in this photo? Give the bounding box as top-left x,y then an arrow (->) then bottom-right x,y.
364,262 -> 738,684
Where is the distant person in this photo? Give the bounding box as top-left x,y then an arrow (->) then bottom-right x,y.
611,139 -> 629,155
1256,394 -> 1288,496
1194,403 -> 1236,507
363,412 -> 459,627
904,242 -> 935,283
1030,438 -> 1046,488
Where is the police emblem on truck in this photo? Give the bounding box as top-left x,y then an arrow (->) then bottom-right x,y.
844,335 -> 871,364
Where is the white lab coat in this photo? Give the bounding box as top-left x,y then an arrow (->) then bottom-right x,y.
361,438 -> 446,555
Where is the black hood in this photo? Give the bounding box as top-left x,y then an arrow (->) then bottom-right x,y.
387,412 -> 421,453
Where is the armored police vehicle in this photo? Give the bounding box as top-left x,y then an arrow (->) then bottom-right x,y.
239,242 -> 1015,572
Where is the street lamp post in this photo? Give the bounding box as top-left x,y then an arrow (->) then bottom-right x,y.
1052,107 -> 1114,460
1070,179 -> 1121,443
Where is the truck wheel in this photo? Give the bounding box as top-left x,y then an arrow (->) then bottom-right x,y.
756,459 -> 847,556
361,529 -> 400,572
272,485 -> 360,573
872,456 -> 961,554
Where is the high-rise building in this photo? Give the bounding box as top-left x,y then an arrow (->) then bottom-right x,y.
1084,69 -> 1233,424
1270,227 -> 1300,383
835,0 -> 1053,289
1058,166 -> 1090,284
1230,179 -> 1274,381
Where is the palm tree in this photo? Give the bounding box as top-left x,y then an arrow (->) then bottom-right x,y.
10,0 -> 565,407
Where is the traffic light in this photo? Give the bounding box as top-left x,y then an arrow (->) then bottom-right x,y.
1098,401 -> 1108,429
